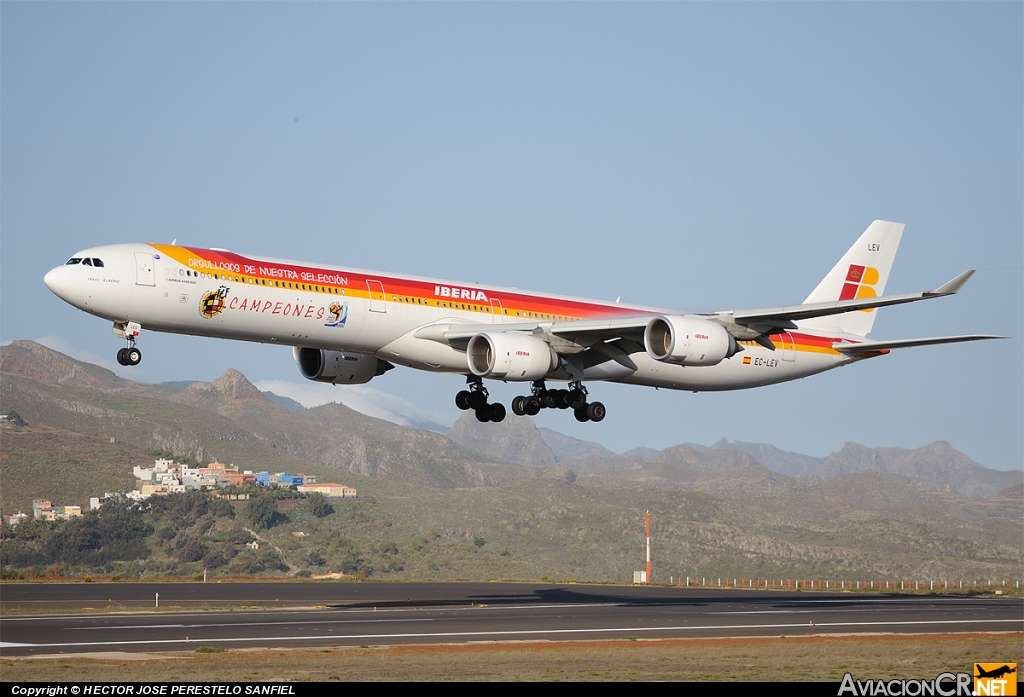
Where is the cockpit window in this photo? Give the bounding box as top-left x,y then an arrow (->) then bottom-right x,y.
92,258 -> 104,267
82,258 -> 93,266
65,258 -> 82,265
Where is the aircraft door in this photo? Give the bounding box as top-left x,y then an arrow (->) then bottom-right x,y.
134,253 -> 156,286
366,280 -> 386,313
489,298 -> 504,324
779,332 -> 796,362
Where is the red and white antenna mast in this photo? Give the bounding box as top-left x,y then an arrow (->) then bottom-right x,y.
645,510 -> 651,584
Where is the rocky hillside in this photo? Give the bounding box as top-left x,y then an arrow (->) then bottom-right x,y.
0,342 -> 521,501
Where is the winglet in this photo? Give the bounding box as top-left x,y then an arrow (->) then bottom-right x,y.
928,269 -> 975,296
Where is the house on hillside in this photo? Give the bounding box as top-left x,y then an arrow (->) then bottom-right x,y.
298,483 -> 357,498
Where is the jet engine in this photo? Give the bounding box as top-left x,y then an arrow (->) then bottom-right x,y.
643,316 -> 739,366
467,332 -> 558,381
293,347 -> 394,385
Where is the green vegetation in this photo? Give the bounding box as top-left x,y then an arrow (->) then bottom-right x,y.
0,491 -> 286,578
3,410 -> 26,426
306,492 -> 334,518
245,493 -> 285,531
0,503 -> 151,569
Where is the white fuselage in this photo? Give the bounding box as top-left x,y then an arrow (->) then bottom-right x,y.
44,243 -> 857,391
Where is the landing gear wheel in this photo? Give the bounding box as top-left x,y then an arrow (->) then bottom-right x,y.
574,408 -> 590,423
555,389 -> 572,409
568,389 -> 586,410
456,390 -> 473,411
126,348 -> 142,366
475,407 -> 491,423
488,402 -> 506,423
524,396 -> 542,416
586,401 -> 606,422
116,348 -> 129,366
469,390 -> 488,410
511,395 -> 527,416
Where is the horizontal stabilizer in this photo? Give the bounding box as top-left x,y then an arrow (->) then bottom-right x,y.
832,334 -> 1006,355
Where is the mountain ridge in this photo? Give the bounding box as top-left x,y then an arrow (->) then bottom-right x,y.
3,340 -> 1019,499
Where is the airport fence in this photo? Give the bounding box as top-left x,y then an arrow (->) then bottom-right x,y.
671,576 -> 1021,592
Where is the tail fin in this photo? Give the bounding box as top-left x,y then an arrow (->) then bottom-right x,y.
799,220 -> 905,337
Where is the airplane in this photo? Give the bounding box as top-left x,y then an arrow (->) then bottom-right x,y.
42,220 -> 1003,424
975,665 -> 1016,680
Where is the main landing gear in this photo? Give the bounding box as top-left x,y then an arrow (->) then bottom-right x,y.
115,321 -> 143,366
510,381 -> 606,423
455,378 -> 506,423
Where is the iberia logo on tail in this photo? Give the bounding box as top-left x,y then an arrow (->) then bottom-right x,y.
840,265 -> 879,312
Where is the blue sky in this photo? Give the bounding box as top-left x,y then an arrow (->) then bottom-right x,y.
2,3 -> 1021,469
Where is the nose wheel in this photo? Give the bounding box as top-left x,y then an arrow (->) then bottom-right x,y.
117,346 -> 142,366
115,321 -> 143,366
455,377 -> 505,423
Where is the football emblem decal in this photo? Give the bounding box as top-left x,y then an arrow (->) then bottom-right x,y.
200,286 -> 230,318
324,301 -> 349,328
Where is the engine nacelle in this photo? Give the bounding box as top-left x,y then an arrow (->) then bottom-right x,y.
643,316 -> 739,366
466,332 -> 558,381
293,347 -> 394,385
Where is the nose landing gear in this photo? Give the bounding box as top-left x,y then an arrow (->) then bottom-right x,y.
117,346 -> 142,366
114,321 -> 143,366
455,377 -> 506,423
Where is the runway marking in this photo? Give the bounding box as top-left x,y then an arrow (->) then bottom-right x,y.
73,618 -> 437,630
9,596 -> 1003,623
1,602 -> 616,621
7,618 -> 1021,650
713,610 -> 815,615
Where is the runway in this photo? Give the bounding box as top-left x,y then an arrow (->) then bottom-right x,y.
1,583 -> 1020,656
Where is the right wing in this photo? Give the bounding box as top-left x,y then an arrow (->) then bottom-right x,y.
704,270 -> 978,341
832,334 -> 1007,358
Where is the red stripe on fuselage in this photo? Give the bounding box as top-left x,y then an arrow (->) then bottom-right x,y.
180,247 -> 644,321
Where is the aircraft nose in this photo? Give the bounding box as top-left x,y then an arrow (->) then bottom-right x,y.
44,266 -> 70,299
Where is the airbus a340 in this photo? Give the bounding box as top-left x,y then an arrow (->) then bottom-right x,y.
43,220 -> 1002,424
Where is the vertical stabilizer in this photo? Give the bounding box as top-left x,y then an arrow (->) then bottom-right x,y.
799,220 -> 905,337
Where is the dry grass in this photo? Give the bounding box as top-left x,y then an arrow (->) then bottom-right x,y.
2,632 -> 1020,682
